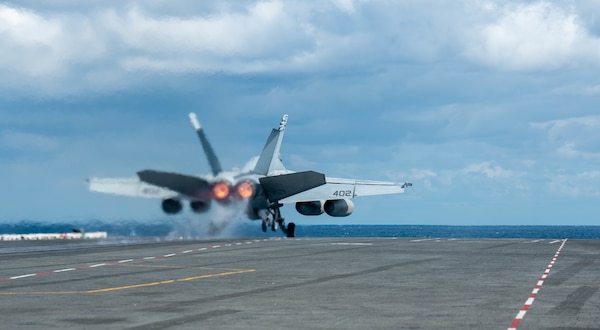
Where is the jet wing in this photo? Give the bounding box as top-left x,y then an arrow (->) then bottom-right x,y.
259,171 -> 327,202
87,177 -> 177,199
258,171 -> 407,203
137,170 -> 211,198
278,177 -> 406,203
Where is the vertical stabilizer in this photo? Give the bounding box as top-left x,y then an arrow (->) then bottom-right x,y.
253,114 -> 288,175
189,113 -> 223,176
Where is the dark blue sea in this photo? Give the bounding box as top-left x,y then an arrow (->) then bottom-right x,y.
1,221 -> 600,239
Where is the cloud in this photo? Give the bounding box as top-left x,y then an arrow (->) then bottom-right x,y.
0,1 -> 469,95
462,161 -> 512,179
548,171 -> 600,197
0,4 -> 105,77
0,2 -> 317,94
408,168 -> 437,180
3,1 -> 600,93
532,115 -> 600,130
331,0 -> 356,15
465,1 -> 600,71
532,115 -> 600,159
4,0 -> 599,97
401,168 -> 438,190
0,1 -> 377,95
106,2 -> 316,73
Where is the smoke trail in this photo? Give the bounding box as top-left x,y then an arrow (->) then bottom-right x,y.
167,199 -> 251,239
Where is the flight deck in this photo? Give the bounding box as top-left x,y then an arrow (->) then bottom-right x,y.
0,237 -> 598,329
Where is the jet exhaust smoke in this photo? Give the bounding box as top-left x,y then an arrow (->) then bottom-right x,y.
167,199 -> 251,239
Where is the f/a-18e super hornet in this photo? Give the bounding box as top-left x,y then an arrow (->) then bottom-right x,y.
88,113 -> 411,237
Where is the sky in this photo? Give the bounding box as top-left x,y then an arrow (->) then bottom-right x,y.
1,0 -> 599,227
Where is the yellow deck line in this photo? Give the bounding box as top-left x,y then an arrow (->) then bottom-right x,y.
0,268 -> 255,295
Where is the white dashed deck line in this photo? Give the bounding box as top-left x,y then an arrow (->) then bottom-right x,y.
0,238 -> 273,283
10,274 -> 36,280
89,263 -> 106,268
54,268 -> 76,273
507,239 -> 567,330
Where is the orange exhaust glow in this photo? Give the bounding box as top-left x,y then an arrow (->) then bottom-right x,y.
211,181 -> 230,200
235,181 -> 254,199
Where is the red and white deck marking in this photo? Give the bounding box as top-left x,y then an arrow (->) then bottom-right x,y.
0,239 -> 273,284
507,239 -> 567,330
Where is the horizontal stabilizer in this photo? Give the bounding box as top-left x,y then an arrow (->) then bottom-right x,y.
87,177 -> 176,199
259,171 -> 326,202
137,170 -> 210,197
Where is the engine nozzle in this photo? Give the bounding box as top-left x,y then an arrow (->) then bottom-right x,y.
211,181 -> 231,200
235,181 -> 255,199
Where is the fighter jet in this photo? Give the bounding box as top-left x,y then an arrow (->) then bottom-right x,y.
88,113 -> 411,237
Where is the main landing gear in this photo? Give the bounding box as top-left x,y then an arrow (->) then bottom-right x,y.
261,203 -> 296,238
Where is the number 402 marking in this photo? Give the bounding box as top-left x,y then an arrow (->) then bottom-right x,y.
333,190 -> 353,197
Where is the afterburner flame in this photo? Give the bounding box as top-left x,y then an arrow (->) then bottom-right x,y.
211,181 -> 230,200
235,181 -> 254,199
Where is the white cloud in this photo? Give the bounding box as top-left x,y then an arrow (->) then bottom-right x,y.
388,167 -> 437,184
532,115 -> 600,130
332,0 -> 356,15
0,1 -> 467,95
532,115 -> 600,159
465,1 -> 600,71
405,168 -> 438,190
0,4 -> 105,77
0,1 -> 320,93
4,1 -> 599,96
408,168 -> 437,180
2,0 -> 600,97
105,2 -> 315,73
462,161 -> 512,178
4,1 -> 392,96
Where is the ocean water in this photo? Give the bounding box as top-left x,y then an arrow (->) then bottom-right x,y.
295,225 -> 600,239
1,221 -> 600,239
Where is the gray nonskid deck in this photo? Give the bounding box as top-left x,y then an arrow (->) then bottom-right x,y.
0,238 -> 597,329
